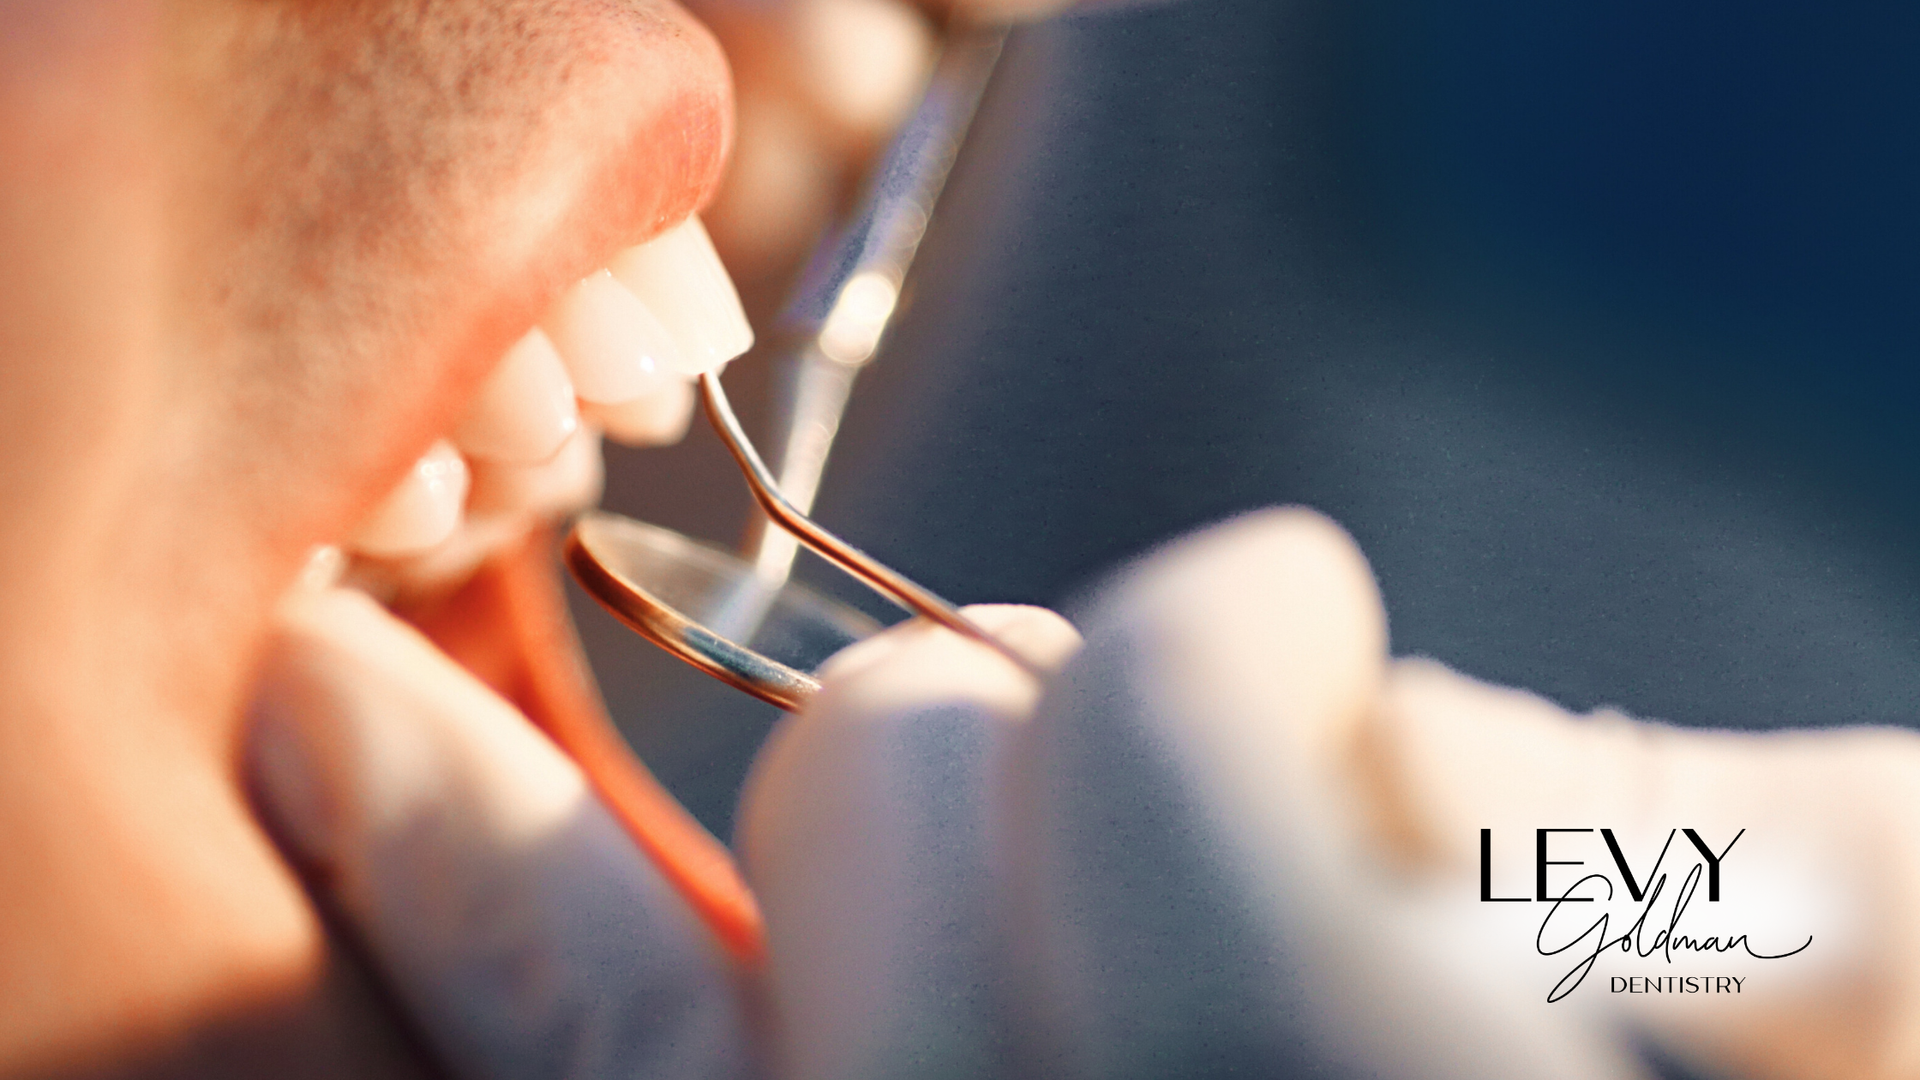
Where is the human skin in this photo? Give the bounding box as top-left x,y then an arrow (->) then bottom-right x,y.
0,2 -> 730,1075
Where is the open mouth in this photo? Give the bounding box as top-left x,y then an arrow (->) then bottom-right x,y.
273,210 -> 770,964
207,0 -> 774,971
319,215 -> 754,604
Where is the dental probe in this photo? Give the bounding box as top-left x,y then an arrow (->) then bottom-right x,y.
543,23 -> 1023,969
566,23 -> 1041,710
740,25 -> 1007,592
698,368 -> 1045,681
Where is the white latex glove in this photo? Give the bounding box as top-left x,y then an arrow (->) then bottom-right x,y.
737,509 -> 1920,1080
250,508 -> 1916,1080
248,584 -> 1083,1080
737,511 -> 1634,1080
684,0 -> 1139,301
249,587 -> 759,1080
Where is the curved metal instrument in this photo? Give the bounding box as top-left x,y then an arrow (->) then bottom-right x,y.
566,28 -> 1029,711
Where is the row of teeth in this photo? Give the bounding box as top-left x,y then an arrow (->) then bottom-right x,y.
321,217 -> 753,596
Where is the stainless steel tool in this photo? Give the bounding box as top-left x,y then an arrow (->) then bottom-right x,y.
565,28 -> 1030,711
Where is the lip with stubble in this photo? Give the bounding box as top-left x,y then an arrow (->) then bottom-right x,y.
214,0 -> 758,599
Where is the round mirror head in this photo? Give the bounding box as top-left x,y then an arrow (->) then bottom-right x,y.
565,511 -> 885,711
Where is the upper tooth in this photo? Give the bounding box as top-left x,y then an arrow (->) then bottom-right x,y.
467,425 -> 605,522
609,217 -> 755,375
542,270 -> 685,404
583,377 -> 696,447
453,328 -> 579,464
348,439 -> 470,558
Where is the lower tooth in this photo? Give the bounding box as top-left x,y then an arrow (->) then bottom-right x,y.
349,440 -> 470,559
296,545 -> 347,592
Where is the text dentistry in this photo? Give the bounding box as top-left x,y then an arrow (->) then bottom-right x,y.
1610,976 -> 1746,994
1478,828 -> 1810,1002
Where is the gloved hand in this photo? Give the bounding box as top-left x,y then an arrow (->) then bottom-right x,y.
737,509 -> 1915,1080
249,582 -> 760,1080
250,509 -> 1914,1080
679,0 -> 1122,307
736,510 -> 1635,1080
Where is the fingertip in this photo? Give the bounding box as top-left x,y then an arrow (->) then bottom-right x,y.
743,605 -> 1073,855
802,605 -> 1075,742
1096,507 -> 1389,766
248,585 -> 756,1078
737,604 -> 1056,1080
959,602 -> 1084,671
248,586 -> 431,872
252,582 -> 599,888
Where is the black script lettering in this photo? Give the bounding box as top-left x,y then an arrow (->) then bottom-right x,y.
1538,861 -> 1809,1003
1536,872 -> 1617,1001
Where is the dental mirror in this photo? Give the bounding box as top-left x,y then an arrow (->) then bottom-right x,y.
566,27 -> 1021,711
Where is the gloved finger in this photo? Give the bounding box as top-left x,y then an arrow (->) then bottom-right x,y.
688,0 -> 1120,296
247,586 -> 758,1080
1004,508 -> 1643,1080
684,0 -> 935,293
735,604 -> 1081,1080
1365,657 -> 1920,1079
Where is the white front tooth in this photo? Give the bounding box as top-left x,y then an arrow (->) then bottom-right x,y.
354,515 -> 532,605
453,328 -> 579,464
608,217 -> 755,375
295,544 -> 347,592
349,440 -> 470,558
293,541 -> 351,591
584,376 -> 696,448
371,427 -> 606,604
542,270 -> 686,404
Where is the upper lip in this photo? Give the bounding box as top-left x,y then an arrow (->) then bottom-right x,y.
353,2 -> 735,497
223,0 -> 736,569
338,4 -> 741,571
451,5 -> 736,408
